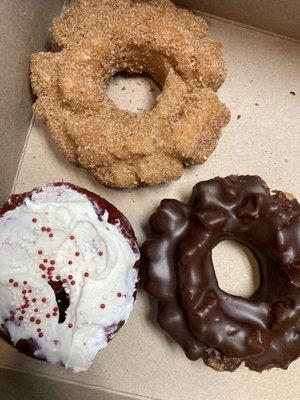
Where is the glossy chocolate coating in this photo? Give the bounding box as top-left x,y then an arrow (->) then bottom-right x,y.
143,176 -> 300,371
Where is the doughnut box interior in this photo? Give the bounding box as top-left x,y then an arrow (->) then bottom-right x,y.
0,1 -> 299,399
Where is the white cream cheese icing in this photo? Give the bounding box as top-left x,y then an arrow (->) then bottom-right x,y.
0,184 -> 139,372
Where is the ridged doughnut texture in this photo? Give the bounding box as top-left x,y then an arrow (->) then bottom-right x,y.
143,176 -> 300,371
30,0 -> 230,188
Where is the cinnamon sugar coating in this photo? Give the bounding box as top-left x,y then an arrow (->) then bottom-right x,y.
31,0 -> 230,188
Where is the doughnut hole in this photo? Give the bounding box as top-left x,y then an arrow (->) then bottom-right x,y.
48,281 -> 70,324
105,72 -> 161,113
212,240 -> 260,298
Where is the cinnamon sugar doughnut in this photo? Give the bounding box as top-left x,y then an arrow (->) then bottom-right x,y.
0,183 -> 139,372
31,0 -> 230,188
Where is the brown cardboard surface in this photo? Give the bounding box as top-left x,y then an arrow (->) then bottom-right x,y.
0,0 -> 64,204
175,0 -> 300,40
0,368 -> 130,400
1,10 -> 300,400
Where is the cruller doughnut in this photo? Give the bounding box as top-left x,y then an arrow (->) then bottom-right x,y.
0,183 -> 139,372
30,0 -> 230,188
143,175 -> 300,371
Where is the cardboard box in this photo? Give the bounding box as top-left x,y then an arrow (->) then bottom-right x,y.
0,1 -> 299,399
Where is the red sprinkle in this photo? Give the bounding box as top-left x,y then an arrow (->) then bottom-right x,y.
42,298 -> 47,303
37,328 -> 41,333
53,307 -> 58,312
50,260 -> 55,265
68,275 -> 73,280
41,227 -> 46,232
9,279 -> 13,283
32,218 -> 37,223
75,252 -> 80,257
23,281 -> 28,285
43,259 -> 48,263
41,274 -> 46,279
98,252 -> 103,256
30,317 -> 35,322
38,333 -> 44,338
9,316 -> 15,321
25,304 -> 29,308
70,280 -> 75,286
32,298 -> 36,303
46,313 -> 50,318
53,312 -> 58,317
70,235 -> 75,240
68,323 -> 73,329
46,228 -> 51,232
84,272 -> 89,277
28,289 -> 32,293
49,233 -> 53,238
68,261 -> 73,265
13,282 -> 18,287
21,310 -> 26,315
19,316 -> 24,321
36,319 -> 41,325
62,278 -> 67,283
34,309 -> 39,313
38,250 -> 43,255
100,304 -> 105,309
117,292 -> 122,297
22,290 -> 26,295
56,275 -> 61,280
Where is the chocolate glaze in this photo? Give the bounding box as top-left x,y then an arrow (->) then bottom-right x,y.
143,176 -> 300,371
0,182 -> 140,362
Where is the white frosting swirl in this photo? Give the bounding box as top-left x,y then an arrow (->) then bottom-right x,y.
0,185 -> 139,372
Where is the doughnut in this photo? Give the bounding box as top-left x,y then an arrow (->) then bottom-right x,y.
30,0 -> 230,188
143,175 -> 300,371
0,183 -> 140,372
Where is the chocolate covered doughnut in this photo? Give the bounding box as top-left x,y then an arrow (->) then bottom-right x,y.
143,176 -> 300,371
